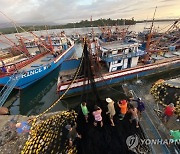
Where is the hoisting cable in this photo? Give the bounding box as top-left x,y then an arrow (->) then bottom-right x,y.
22,43 -> 85,154
0,38 -> 29,59
0,11 -> 56,54
30,51 -> 84,128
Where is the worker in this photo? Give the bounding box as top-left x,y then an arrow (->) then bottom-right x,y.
106,98 -> 116,126
132,98 -> 145,117
118,99 -> 128,120
128,104 -> 139,128
81,102 -> 89,123
92,105 -> 103,127
65,124 -> 81,146
162,103 -> 174,123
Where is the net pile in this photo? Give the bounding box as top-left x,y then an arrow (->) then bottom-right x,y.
22,110 -> 77,154
150,79 -> 180,116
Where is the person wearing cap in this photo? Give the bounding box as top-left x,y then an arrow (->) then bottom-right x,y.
106,98 -> 116,126
92,105 -> 103,127
81,102 -> 89,123
118,100 -> 128,120
162,103 -> 175,123
132,98 -> 145,117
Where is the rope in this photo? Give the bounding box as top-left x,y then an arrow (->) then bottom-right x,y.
31,52 -> 84,128
0,11 -> 58,54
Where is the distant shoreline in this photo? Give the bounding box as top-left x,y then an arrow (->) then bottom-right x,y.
136,18 -> 179,23
0,18 -> 179,34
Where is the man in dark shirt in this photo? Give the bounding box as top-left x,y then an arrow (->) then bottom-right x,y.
65,124 -> 81,146
132,98 -> 145,117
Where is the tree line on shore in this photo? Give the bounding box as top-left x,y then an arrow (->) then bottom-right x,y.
0,18 -> 135,34
0,18 -> 178,34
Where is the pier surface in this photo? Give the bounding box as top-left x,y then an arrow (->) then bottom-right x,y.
123,80 -> 180,154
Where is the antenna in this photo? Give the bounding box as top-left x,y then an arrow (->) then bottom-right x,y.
146,6 -> 157,52
150,6 -> 157,33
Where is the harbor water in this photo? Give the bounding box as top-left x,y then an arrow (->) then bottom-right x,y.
6,47 -> 180,116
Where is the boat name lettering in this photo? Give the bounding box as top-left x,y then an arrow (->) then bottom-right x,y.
22,68 -> 43,78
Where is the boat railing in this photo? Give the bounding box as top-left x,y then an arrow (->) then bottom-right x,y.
0,73 -> 15,94
102,56 -> 180,76
0,71 -> 21,107
0,52 -> 48,74
102,51 -> 146,62
58,57 -> 180,91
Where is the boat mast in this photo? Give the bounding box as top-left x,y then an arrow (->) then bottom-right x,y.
0,11 -> 53,54
146,6 -> 157,52
18,36 -> 30,56
45,25 -> 54,53
90,16 -> 94,39
0,33 -> 30,57
150,19 -> 179,50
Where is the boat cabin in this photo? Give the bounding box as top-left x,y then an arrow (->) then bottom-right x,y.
99,41 -> 146,72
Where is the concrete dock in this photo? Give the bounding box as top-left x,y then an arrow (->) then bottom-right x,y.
123,80 -> 180,154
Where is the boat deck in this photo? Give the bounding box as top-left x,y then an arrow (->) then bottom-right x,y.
19,53 -> 55,72
58,50 -> 180,85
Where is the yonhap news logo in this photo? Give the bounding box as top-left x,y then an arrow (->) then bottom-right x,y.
126,135 -> 180,149
126,135 -> 139,149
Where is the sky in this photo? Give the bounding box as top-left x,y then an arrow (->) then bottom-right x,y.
0,0 -> 179,26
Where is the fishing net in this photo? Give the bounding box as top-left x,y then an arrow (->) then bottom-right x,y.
79,42 -> 101,106
150,79 -> 180,116
22,110 -> 78,154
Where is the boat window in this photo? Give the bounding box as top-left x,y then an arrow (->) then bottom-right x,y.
118,60 -> 121,63
108,51 -> 112,55
129,48 -> 132,53
103,52 -> 107,57
112,61 -> 118,64
118,49 -> 122,54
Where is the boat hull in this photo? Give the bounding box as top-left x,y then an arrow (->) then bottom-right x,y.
0,45 -> 75,89
58,58 -> 180,97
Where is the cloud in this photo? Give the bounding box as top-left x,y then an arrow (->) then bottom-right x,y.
0,0 -> 179,25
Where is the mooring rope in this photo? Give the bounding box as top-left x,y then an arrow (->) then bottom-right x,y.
22,51 -> 84,153
31,51 -> 84,126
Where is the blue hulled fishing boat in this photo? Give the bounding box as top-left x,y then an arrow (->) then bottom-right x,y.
0,32 -> 75,89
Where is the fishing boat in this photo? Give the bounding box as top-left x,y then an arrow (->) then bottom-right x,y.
57,42 -> 180,97
0,31 -> 75,90
56,19 -> 180,97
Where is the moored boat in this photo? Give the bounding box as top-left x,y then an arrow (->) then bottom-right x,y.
0,31 -> 75,89
57,20 -> 180,97
57,30 -> 180,97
